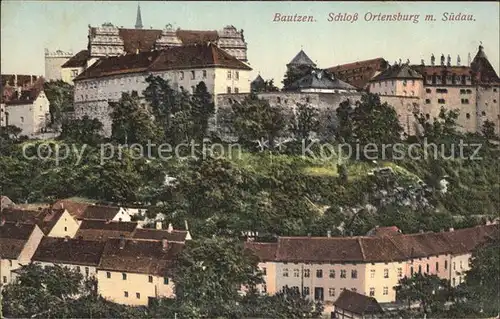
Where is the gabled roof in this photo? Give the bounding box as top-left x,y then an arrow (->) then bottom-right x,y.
244,242 -> 278,261
61,50 -> 89,68
0,222 -> 37,259
370,63 -> 423,82
288,70 -> 357,91
98,238 -> 184,276
75,219 -> 138,241
4,77 -> 45,106
81,205 -> 123,220
366,226 -> 402,237
32,237 -> 106,266
0,207 -> 68,235
251,74 -> 265,85
334,289 -> 383,315
327,58 -> 389,89
1,196 -> 14,209
52,200 -> 92,219
74,43 -> 251,81
132,228 -> 188,242
287,50 -> 316,67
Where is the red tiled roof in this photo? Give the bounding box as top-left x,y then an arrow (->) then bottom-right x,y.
176,30 -> 219,45
61,50 -> 89,68
74,43 -> 251,81
366,226 -> 401,237
334,289 -> 383,315
247,224 -> 499,263
132,228 -> 188,242
75,219 -> 138,241
4,77 -> 45,106
33,237 -> 105,266
52,200 -> 91,219
98,238 -> 184,276
327,58 -> 388,89
411,65 -> 473,77
1,207 -> 67,235
81,205 -> 123,220
244,242 -> 278,261
0,222 -> 37,259
118,28 -> 162,54
1,74 -> 39,88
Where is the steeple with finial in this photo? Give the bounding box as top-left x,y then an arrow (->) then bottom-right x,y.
135,3 -> 143,29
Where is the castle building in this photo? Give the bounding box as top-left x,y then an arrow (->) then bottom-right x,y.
44,49 -> 74,81
368,45 -> 500,136
327,58 -> 389,90
72,43 -> 252,136
48,4 -> 248,84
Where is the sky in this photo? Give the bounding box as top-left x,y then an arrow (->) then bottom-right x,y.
1,1 -> 499,85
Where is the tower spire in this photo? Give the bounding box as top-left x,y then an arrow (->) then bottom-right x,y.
135,3 -> 143,29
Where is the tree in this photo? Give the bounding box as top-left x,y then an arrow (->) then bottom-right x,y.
43,80 -> 74,127
110,91 -> 163,145
191,81 -> 215,141
143,75 -> 177,135
462,234 -> 500,316
335,99 -> 355,143
395,273 -> 451,315
482,120 -> 497,140
231,93 -> 287,149
167,237 -> 263,319
415,107 -> 461,142
59,116 -> 104,146
291,103 -> 320,140
282,65 -> 314,90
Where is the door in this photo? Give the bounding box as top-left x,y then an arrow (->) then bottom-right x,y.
314,287 -> 324,301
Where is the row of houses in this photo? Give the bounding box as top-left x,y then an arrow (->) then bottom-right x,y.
245,223 -> 499,313
0,198 -> 191,306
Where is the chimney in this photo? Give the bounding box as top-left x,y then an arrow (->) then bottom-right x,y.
167,223 -> 173,233
155,221 -> 162,230
449,227 -> 454,232
327,230 -> 331,238
119,235 -> 125,249
457,55 -> 461,66
64,235 -> 70,242
421,59 -> 425,66
162,238 -> 168,251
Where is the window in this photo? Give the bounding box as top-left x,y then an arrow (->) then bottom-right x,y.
436,88 -> 448,93
262,284 -> 267,293
384,269 -> 389,278
329,269 -> 335,278
328,288 -> 335,297
351,269 -> 357,279
20,116 -> 24,123
277,97 -> 281,103
294,269 -> 300,277
122,273 -> 127,280
453,262 -> 456,270
283,268 -> 289,277
494,88 -> 498,92
426,264 -> 430,273
227,87 -> 231,94
340,269 -> 346,278
76,266 -> 81,272
303,287 -> 310,295
179,71 -> 184,80
445,260 -> 448,270
418,265 -> 422,273
452,278 -> 456,286
136,292 -> 140,299
106,272 -> 111,278
2,276 -> 6,283
369,288 -> 375,297
383,287 -> 389,295
466,89 -> 472,94
436,262 -> 439,272
461,99 -> 469,104
227,70 -> 232,80
304,269 -> 310,277
438,98 -> 445,104
460,89 -> 466,94
164,277 -> 169,284
397,268 -> 403,278
148,275 -> 153,283
494,100 -> 497,103
71,70 -> 79,78
262,267 -> 267,276
235,71 -> 239,80
202,70 -> 207,79
306,97 -> 310,103
460,261 -> 463,269
64,227 -> 67,231
85,267 -> 89,276
370,269 -> 375,278
124,291 -> 129,298
234,88 -> 239,93
191,71 -> 195,80
403,80 -> 407,87
482,111 -> 486,116
316,269 -> 323,278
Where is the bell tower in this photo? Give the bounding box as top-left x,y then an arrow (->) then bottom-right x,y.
135,3 -> 143,29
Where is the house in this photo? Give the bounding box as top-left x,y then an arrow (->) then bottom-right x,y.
1,77 -> 50,137
327,58 -> 388,90
132,222 -> 191,242
32,236 -> 106,279
1,196 -> 14,209
75,219 -> 138,241
333,289 -> 384,319
52,200 -> 131,222
0,221 -> 44,284
52,199 -> 91,218
288,70 -> 358,93
97,237 -> 184,306
0,207 -> 81,238
245,223 -> 499,306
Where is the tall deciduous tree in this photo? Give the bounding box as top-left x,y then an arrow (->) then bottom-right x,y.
282,65 -> 314,90
191,81 -> 215,141
43,80 -> 74,126
291,103 -> 320,140
59,116 -> 104,146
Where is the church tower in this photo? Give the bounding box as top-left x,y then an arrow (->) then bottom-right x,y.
135,4 -> 143,29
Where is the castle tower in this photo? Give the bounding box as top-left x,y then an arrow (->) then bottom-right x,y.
135,4 -> 143,29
